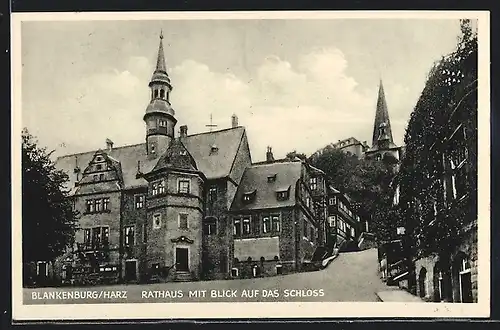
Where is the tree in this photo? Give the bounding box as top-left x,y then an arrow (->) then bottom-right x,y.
395,19 -> 477,258
22,128 -> 78,277
308,147 -> 397,241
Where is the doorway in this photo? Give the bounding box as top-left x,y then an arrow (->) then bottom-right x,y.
176,247 -> 189,272
125,260 -> 137,281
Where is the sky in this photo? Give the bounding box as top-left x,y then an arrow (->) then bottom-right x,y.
21,18 -> 464,162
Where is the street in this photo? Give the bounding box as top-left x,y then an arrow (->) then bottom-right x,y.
24,248 -> 394,304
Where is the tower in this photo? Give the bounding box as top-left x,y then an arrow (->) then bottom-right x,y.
144,31 -> 177,159
365,79 -> 401,161
371,80 -> 394,148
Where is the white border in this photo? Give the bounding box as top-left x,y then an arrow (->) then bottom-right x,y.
11,10 -> 491,320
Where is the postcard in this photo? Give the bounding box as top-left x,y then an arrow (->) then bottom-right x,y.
11,10 -> 491,321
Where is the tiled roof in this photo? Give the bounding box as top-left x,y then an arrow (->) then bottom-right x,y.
55,126 -> 246,191
230,160 -> 303,211
151,138 -> 198,173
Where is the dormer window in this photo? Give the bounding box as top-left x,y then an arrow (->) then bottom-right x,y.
276,186 -> 291,201
179,150 -> 187,156
96,164 -> 102,171
210,145 -> 219,154
267,174 -> 277,183
158,119 -> 167,127
242,190 -> 256,204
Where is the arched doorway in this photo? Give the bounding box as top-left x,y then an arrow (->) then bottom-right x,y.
418,267 -> 427,298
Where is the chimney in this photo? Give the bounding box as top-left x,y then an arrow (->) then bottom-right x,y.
106,138 -> 114,152
231,114 -> 239,128
266,146 -> 274,162
180,125 -> 188,138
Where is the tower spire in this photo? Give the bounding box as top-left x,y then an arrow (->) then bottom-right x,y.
155,30 -> 167,74
371,80 -> 394,147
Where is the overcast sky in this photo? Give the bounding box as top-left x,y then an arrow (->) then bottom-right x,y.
21,18 -> 464,162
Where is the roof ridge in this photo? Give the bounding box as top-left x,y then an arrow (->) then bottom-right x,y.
184,126 -> 244,138
56,142 -> 145,160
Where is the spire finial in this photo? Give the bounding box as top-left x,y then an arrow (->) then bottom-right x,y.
160,29 -> 164,40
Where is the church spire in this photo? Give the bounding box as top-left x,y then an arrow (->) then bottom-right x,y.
371,79 -> 394,147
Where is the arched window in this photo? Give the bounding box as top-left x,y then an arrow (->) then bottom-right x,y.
160,89 -> 165,99
154,89 -> 159,99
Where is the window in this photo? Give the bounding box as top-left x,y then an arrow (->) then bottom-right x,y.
178,179 -> 190,194
328,216 -> 335,227
203,217 -> 217,235
210,145 -> 219,154
160,89 -> 165,99
96,164 -> 102,171
103,198 -> 110,211
231,268 -> 239,277
310,227 -> 315,242
150,144 -> 156,154
158,119 -> 167,127
91,227 -> 102,249
135,195 -> 144,209
276,264 -> 283,275
154,89 -> 159,99
83,228 -> 91,247
152,181 -> 165,196
153,213 -> 162,229
243,217 -> 251,235
86,200 -> 94,213
95,199 -> 102,212
276,190 -> 290,201
262,216 -> 270,234
306,197 -> 311,208
329,197 -> 336,205
102,227 -> 109,247
303,222 -> 308,238
242,191 -> 256,204
351,227 -> 355,238
208,186 -> 217,202
271,215 -> 280,233
99,173 -> 104,181
233,219 -> 241,238
267,174 -> 277,183
310,177 -> 317,190
179,213 -> 188,229
124,226 -> 135,246
93,175 -> 98,181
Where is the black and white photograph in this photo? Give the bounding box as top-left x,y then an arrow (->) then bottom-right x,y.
11,11 -> 490,320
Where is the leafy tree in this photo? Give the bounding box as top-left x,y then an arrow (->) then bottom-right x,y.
22,128 -> 78,279
308,147 -> 398,241
394,19 -> 477,258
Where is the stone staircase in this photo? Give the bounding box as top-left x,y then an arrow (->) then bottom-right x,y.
173,271 -> 193,282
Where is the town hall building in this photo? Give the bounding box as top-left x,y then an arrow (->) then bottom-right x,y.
50,34 -> 332,285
